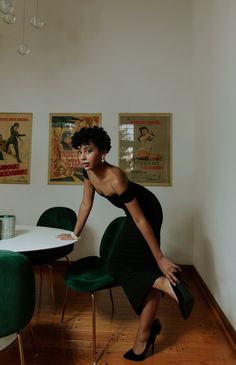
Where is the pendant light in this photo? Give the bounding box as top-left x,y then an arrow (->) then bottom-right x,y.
17,0 -> 30,56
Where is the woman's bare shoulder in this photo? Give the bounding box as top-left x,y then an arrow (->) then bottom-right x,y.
108,164 -> 127,180
107,165 -> 128,193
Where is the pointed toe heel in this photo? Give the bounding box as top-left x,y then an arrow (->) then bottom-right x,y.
123,348 -> 146,361
172,282 -> 194,319
123,318 -> 162,361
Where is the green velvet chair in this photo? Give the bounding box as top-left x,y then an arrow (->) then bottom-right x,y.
60,216 -> 125,365
0,250 -> 36,365
24,206 -> 77,309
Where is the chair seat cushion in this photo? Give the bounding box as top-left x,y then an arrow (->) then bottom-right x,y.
0,250 -> 35,337
63,256 -> 118,292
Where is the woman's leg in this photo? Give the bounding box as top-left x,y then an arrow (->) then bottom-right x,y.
153,276 -> 194,320
131,277 -> 179,354
153,276 -> 178,301
129,276 -> 192,356
132,288 -> 161,354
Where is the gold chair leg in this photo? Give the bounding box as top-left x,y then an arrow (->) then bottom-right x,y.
17,332 -> 25,365
108,288 -> 114,311
48,264 -> 55,310
38,266 -> 43,312
91,292 -> 97,365
65,255 -> 71,265
60,286 -> 69,326
28,322 -> 39,358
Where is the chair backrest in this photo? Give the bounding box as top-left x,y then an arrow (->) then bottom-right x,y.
99,216 -> 126,263
37,206 -> 77,231
0,250 -> 35,337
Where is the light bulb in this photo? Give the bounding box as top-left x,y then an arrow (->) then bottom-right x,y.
17,43 -> 30,56
0,0 -> 13,15
30,15 -> 44,28
1,12 -> 15,23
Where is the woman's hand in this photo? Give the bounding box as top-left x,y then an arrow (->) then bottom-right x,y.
57,233 -> 74,240
157,255 -> 181,285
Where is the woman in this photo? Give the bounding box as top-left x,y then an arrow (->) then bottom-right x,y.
5,122 -> 25,163
58,126 -> 194,361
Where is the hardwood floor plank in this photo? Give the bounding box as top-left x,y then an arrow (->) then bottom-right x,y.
0,266 -> 235,365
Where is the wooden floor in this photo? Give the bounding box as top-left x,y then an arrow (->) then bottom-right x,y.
1,266 -> 235,365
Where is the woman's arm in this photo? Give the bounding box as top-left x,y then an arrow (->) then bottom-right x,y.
126,199 -> 180,284
57,178 -> 95,240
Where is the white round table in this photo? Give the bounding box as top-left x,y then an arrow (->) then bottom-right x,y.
0,225 -> 79,351
0,333 -> 17,351
0,225 -> 78,252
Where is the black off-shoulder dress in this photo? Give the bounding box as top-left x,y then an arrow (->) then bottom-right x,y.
83,170 -> 163,315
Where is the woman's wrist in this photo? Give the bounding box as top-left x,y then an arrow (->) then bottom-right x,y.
71,232 -> 79,240
156,252 -> 164,261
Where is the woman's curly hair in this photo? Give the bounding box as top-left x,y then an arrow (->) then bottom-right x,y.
72,126 -> 111,152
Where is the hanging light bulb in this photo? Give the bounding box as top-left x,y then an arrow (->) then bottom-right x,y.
1,11 -> 16,24
17,0 -> 30,56
17,43 -> 30,55
30,0 -> 43,29
0,0 -> 13,15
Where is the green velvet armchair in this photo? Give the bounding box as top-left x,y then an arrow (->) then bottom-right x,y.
24,206 -> 77,309
0,250 -> 36,365
60,216 -> 126,365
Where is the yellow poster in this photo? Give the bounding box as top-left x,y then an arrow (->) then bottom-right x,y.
0,113 -> 32,184
119,113 -> 172,186
48,113 -> 101,185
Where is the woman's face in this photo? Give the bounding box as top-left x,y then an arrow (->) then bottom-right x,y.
77,143 -> 104,170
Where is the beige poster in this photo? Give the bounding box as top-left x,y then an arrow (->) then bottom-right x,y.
48,113 -> 101,185
119,113 -> 172,186
0,113 -> 32,184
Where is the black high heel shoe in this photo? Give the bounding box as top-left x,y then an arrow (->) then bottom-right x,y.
172,281 -> 194,319
123,319 -> 162,361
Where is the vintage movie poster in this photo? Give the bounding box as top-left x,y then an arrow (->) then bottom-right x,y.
48,113 -> 101,185
0,113 -> 32,184
119,113 -> 172,186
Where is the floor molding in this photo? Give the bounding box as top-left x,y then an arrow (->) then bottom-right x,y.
185,264 -> 236,349
52,261 -> 236,349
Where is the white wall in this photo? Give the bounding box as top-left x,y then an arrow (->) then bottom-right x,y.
192,0 -> 236,329
0,0 -> 194,260
1,0 -> 235,333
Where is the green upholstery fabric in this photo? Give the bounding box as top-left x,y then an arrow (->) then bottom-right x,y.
99,216 -> 126,262
64,256 -> 117,291
63,216 -> 126,293
24,206 -> 77,265
0,250 -> 35,337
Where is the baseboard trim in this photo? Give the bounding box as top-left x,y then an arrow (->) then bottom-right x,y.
51,261 -> 236,349
187,265 -> 236,349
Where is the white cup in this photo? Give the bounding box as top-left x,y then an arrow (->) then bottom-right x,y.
0,215 -> 16,239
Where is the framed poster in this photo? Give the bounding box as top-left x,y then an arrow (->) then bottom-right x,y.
0,113 -> 32,184
119,113 -> 172,186
48,113 -> 101,185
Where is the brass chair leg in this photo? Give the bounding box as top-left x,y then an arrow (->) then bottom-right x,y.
60,286 -> 69,326
38,266 -> 43,312
91,292 -> 97,365
48,265 -> 55,310
65,255 -> 71,265
28,322 -> 39,358
17,332 -> 25,365
108,288 -> 114,311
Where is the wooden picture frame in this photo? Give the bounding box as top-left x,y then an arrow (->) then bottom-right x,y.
119,113 -> 172,186
0,112 -> 32,184
48,113 -> 101,185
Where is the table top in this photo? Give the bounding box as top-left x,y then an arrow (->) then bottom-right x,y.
0,333 -> 17,351
0,225 -> 78,252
